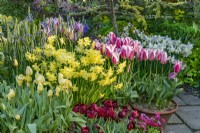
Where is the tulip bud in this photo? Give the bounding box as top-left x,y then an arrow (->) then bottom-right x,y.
160,52 -> 170,64
115,38 -> 122,48
2,103 -> 6,111
15,115 -> 20,121
13,59 -> 18,67
55,86 -> 61,97
16,74 -> 25,86
37,82 -> 44,94
148,49 -> 156,61
48,90 -> 53,97
26,66 -> 33,76
8,89 -> 15,100
120,45 -> 127,59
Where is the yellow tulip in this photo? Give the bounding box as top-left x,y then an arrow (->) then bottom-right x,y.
13,59 -> 18,67
8,89 -> 15,100
35,72 -> 45,84
48,90 -> 53,97
37,82 -> 44,94
16,74 -> 25,86
15,115 -> 20,121
26,66 -> 33,76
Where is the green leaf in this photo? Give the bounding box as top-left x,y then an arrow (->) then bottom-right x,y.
27,124 -> 37,133
175,88 -> 183,95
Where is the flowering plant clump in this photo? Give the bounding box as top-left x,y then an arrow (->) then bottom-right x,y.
73,100 -> 163,133
0,81 -> 86,132
94,32 -> 183,109
41,16 -> 87,41
16,36 -> 125,104
135,30 -> 193,60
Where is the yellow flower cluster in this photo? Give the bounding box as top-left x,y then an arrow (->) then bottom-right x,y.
117,61 -> 126,74
19,36 -> 124,97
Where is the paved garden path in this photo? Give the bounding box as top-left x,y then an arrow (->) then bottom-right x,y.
165,91 -> 200,133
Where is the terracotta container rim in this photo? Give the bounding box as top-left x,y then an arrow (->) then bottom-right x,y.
130,100 -> 178,115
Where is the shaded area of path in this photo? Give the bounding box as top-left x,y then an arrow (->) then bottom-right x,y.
165,91 -> 200,133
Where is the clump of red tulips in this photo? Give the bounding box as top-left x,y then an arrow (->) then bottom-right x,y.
73,99 -> 164,133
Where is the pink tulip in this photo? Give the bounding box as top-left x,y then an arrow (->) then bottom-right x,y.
174,61 -> 182,73
106,45 -> 116,58
111,52 -> 120,65
142,49 -> 148,61
120,45 -> 127,59
131,40 -> 140,51
120,45 -> 134,60
169,72 -> 177,79
108,32 -> 117,44
136,46 -> 143,61
127,45 -> 135,60
160,52 -> 170,64
156,50 -> 162,61
148,49 -> 156,61
115,38 -> 122,48
94,40 -> 103,53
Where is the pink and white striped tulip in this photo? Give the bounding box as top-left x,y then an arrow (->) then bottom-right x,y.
160,52 -> 170,64
173,61 -> 182,73
108,32 -> 117,44
148,49 -> 156,61
105,45 -> 116,58
111,52 -> 120,65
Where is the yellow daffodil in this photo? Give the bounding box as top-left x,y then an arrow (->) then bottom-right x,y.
117,61 -> 126,74
46,72 -> 57,82
114,83 -> 123,90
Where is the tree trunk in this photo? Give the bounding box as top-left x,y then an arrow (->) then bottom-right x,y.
109,0 -> 119,36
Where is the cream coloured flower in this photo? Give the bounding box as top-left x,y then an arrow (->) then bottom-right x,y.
8,89 -> 15,100
16,74 -> 25,86
37,82 -> 44,94
15,115 -> 20,120
26,66 -> 33,76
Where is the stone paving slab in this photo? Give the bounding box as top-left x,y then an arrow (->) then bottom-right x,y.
195,131 -> 200,133
178,92 -> 200,105
173,96 -> 186,106
165,124 -> 192,133
176,106 -> 200,130
168,114 -> 182,124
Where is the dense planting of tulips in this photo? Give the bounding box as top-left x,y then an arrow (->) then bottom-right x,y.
73,100 -> 164,133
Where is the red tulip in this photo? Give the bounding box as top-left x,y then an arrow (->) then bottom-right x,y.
81,126 -> 89,133
131,110 -> 139,118
97,107 -> 107,117
79,104 -> 87,115
127,121 -> 135,131
102,100 -> 113,107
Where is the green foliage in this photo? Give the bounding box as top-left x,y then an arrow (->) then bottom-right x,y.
147,21 -> 200,44
0,1 -> 29,20
133,74 -> 183,109
182,46 -> 200,88
0,81 -> 86,132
